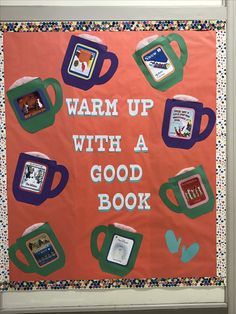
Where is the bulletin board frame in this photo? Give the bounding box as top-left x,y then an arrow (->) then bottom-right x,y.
0,1 -> 235,314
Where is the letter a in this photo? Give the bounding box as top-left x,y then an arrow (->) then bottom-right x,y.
134,134 -> 148,152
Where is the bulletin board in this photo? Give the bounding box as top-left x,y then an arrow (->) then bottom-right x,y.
0,19 -> 227,292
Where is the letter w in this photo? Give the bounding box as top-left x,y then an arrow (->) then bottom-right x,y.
66,98 -> 78,116
72,135 -> 85,152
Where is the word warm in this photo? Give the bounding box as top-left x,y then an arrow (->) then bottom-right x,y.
66,98 -> 118,116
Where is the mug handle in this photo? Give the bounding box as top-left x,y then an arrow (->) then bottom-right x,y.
159,182 -> 182,213
9,243 -> 34,273
96,52 -> 118,85
90,225 -> 107,259
167,33 -> 188,66
43,78 -> 63,114
48,165 -> 69,198
198,107 -> 216,142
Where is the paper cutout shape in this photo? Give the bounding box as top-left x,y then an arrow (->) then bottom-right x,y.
90,223 -> 143,277
162,97 -> 216,149
7,76 -> 63,133
133,34 -> 188,91
159,165 -> 215,218
165,230 -> 200,263
165,230 -> 182,254
181,243 -> 200,263
9,223 -> 65,276
61,35 -> 118,90
13,152 -> 69,205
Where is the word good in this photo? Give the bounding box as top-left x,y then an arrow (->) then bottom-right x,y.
90,164 -> 142,183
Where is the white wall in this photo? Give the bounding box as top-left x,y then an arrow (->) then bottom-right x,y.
0,0 -> 223,7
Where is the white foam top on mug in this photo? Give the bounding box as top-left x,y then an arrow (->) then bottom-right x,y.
113,223 -> 137,233
25,151 -> 50,160
8,76 -> 38,90
135,35 -> 159,51
176,167 -> 195,176
22,223 -> 45,237
173,95 -> 199,102
78,34 -> 103,44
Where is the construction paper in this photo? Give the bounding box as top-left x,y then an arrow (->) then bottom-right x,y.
0,23 -> 225,289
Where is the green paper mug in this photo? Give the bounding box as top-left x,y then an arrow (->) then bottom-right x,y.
9,223 -> 65,276
91,224 -> 143,277
133,34 -> 188,91
6,77 -> 63,133
159,166 -> 215,219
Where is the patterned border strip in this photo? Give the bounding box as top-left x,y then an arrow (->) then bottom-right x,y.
216,29 -> 227,279
0,20 -> 227,291
0,31 -> 9,286
0,277 -> 225,292
0,20 -> 226,32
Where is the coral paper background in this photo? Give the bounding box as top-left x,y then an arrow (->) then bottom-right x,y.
4,30 -> 216,281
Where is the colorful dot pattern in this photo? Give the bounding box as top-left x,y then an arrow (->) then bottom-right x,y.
0,276 -> 226,292
0,20 -> 226,33
0,31 -> 9,286
216,30 -> 227,280
0,20 -> 226,291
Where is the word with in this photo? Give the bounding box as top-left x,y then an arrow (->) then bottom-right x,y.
72,135 -> 121,152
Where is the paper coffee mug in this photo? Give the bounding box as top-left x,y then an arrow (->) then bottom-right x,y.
9,223 -> 65,276
162,96 -> 216,149
61,34 -> 118,90
159,166 -> 215,219
91,223 -> 143,277
6,76 -> 63,133
133,34 -> 188,91
13,152 -> 69,206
